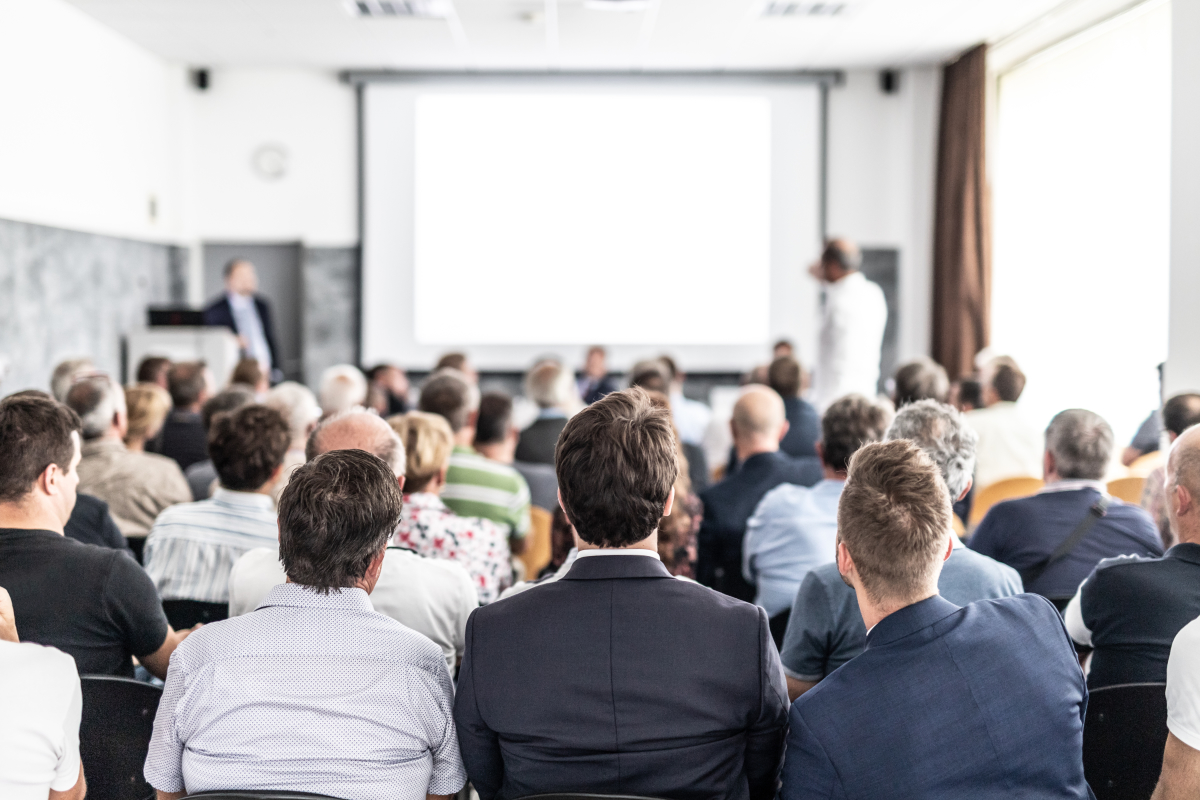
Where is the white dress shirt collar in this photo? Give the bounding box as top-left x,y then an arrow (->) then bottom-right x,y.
575,548 -> 661,561
1039,479 -> 1108,495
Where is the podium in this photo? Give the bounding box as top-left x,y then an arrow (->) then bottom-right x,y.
125,327 -> 240,387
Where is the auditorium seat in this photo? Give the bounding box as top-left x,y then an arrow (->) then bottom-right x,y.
162,599 -> 229,629
517,506 -> 554,579
968,476 -> 1045,527
1107,476 -> 1146,504
79,676 -> 162,800
1082,682 -> 1168,800
1128,450 -> 1166,478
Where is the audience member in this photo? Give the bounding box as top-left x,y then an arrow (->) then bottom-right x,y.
515,360 -> 574,465
436,351 -> 479,385
0,395 -> 188,678
264,380 -> 322,503
150,361 -> 214,471
0,586 -> 87,800
202,258 -> 279,378
773,339 -> 794,359
182,386 -> 256,501
367,363 -> 410,416
892,356 -> 950,406
1065,423 -> 1200,688
65,374 -> 190,540
970,408 -> 1162,603
577,345 -> 618,404
421,372 -> 531,548
1153,617 -> 1200,799
390,411 -> 512,603
630,362 -> 709,492
809,238 -> 888,411
145,450 -> 467,800
500,506 -> 579,598
643,389 -> 703,578
661,355 -> 712,447
697,385 -> 822,601
229,408 -> 478,672
514,461 -> 558,513
122,382 -> 171,451
49,358 -> 93,403
144,405 -> 289,608
135,355 -> 171,389
455,388 -> 788,800
1143,393 -> 1200,547
949,377 -> 983,412
1125,408 -> 1164,466
965,357 -> 1044,488
744,394 -> 891,644
781,440 -> 1090,799
229,357 -> 269,397
768,354 -> 820,460
318,363 -> 369,418
64,493 -> 131,555
778,400 -> 1022,699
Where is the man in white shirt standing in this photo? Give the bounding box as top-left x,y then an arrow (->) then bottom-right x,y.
0,586 -> 86,800
809,239 -> 888,412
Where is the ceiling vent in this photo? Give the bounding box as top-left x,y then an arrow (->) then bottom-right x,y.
343,0 -> 452,19
761,2 -> 847,17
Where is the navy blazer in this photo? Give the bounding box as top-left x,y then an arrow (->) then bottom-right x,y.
698,450 -> 822,601
202,294 -> 279,369
780,396 -> 820,460
454,553 -> 789,800
783,594 -> 1093,800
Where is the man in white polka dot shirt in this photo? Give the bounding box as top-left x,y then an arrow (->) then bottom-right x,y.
144,449 -> 467,800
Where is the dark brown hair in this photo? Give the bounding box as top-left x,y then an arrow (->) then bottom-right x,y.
1164,394 -> 1200,438
768,355 -> 803,398
475,392 -> 513,446
435,353 -> 468,373
168,361 -> 207,408
837,439 -> 951,604
230,358 -> 266,388
278,449 -> 402,592
555,388 -> 677,547
419,371 -> 472,433
208,405 -> 290,491
991,362 -> 1026,403
0,397 -> 82,503
821,394 -> 893,472
135,356 -> 171,385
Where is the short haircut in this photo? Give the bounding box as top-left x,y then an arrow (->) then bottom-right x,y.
773,339 -> 794,355
475,392 -> 514,446
307,408 -> 406,476
64,375 -> 126,440
0,396 -> 82,503
388,411 -> 453,493
658,355 -> 679,381
435,353 -> 468,373
768,356 -> 803,398
586,345 -> 606,359
956,379 -> 983,409
124,383 -> 171,443
223,258 -> 250,278
168,361 -> 208,408
1164,394 -> 1200,437
202,386 -> 256,431
628,360 -> 670,394
230,358 -> 266,388
837,440 -> 951,604
419,369 -> 477,433
990,361 -> 1026,403
318,364 -> 368,416
266,381 -> 322,444
893,358 -> 950,407
208,405 -> 291,491
135,356 -> 171,385
822,238 -> 862,271
50,358 -> 94,403
885,399 -> 978,500
555,388 -> 678,548
1045,409 -> 1113,481
525,360 -> 573,409
821,394 -> 893,472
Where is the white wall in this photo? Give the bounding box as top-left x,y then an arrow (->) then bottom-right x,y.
826,68 -> 941,363
1168,0 -> 1200,396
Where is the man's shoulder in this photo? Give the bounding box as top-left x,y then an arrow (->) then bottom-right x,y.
754,481 -> 813,515
944,547 -> 1022,590
446,453 -> 525,490
383,547 -> 474,587
0,640 -> 78,690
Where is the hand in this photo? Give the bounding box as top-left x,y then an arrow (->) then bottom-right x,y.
0,586 -> 18,642
807,261 -> 825,282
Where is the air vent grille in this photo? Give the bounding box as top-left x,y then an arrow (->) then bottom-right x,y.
344,0 -> 451,18
761,2 -> 847,17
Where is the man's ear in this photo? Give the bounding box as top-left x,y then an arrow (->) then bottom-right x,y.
396,475 -> 406,494
662,486 -> 676,518
777,419 -> 791,443
1178,484 -> 1194,518
956,478 -> 973,503
468,410 -> 478,427
836,540 -> 856,582
1043,450 -> 1056,481
943,534 -> 954,562
557,488 -> 572,527
815,441 -> 825,464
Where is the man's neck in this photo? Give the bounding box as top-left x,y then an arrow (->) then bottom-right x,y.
822,466 -> 847,481
475,442 -> 511,464
96,429 -> 124,446
453,429 -> 474,449
1176,523 -> 1200,547
735,441 -> 778,464
0,501 -> 65,535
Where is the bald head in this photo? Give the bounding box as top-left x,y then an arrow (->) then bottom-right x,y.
731,386 -> 788,459
306,409 -> 406,476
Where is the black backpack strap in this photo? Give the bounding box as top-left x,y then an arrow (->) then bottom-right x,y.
1023,495 -> 1112,587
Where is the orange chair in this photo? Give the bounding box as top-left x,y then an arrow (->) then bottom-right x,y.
1107,476 -> 1146,504
952,514 -> 966,539
969,477 -> 1045,527
1128,450 -> 1166,478
517,506 -> 554,580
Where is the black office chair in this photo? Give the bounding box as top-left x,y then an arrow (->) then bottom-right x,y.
79,676 -> 163,800
517,794 -> 670,800
183,793 -> 344,799
1083,682 -> 1169,800
162,599 -> 229,629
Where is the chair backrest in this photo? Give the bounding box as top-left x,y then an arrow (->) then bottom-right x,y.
1107,476 -> 1146,505
517,794 -> 669,800
1083,682 -> 1168,800
968,476 -> 1045,526
183,793 -> 345,799
1129,450 -> 1166,478
79,676 -> 163,800
162,599 -> 229,629
518,506 -> 554,579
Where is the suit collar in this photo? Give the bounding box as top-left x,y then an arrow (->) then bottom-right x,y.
1167,542 -> 1200,566
741,450 -> 786,471
865,595 -> 961,649
562,551 -> 674,581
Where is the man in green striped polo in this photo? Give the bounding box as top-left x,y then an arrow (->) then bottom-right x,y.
419,370 -> 530,553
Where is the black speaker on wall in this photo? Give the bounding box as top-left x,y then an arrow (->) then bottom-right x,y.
879,69 -> 899,94
190,68 -> 210,91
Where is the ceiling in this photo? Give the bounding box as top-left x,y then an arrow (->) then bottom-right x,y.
64,0 -> 1071,71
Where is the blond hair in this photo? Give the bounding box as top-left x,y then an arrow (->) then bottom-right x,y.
124,383 -> 171,445
387,411 -> 453,493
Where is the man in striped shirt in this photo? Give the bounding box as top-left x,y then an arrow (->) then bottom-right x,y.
143,405 -> 290,605
419,372 -> 531,552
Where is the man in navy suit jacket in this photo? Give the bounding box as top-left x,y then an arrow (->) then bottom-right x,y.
202,259 -> 279,376
782,440 -> 1093,800
698,385 -> 822,601
455,388 -> 789,800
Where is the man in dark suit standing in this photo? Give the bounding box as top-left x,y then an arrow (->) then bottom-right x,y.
698,385 -> 822,601
455,388 -> 789,800
202,259 -> 279,381
782,440 -> 1093,800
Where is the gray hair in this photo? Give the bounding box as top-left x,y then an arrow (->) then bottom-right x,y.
306,407 -> 406,476
525,359 -> 574,409
1045,409 -> 1113,481
318,364 -> 368,416
885,399 -> 977,499
266,381 -> 321,445
64,374 -> 126,440
50,358 -> 95,403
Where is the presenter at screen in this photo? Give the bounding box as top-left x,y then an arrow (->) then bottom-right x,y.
809,239 -> 887,411
203,259 -> 280,382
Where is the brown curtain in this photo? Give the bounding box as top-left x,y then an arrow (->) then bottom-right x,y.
932,43 -> 991,381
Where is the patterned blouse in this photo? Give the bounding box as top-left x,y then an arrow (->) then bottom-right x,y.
392,492 -> 512,604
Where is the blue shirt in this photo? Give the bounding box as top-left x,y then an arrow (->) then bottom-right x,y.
743,479 -> 844,617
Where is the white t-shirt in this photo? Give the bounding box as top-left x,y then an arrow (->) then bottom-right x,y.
965,401 -> 1045,490
812,271 -> 889,412
0,640 -> 83,799
1167,616 -> 1200,750
228,546 -> 477,672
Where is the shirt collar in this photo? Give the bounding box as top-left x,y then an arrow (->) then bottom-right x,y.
212,487 -> 276,512
227,291 -> 254,309
1039,479 -> 1108,495
575,548 -> 661,561
255,583 -> 374,614
1167,542 -> 1200,566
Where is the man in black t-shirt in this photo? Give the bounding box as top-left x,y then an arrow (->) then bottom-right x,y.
0,395 -> 191,678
